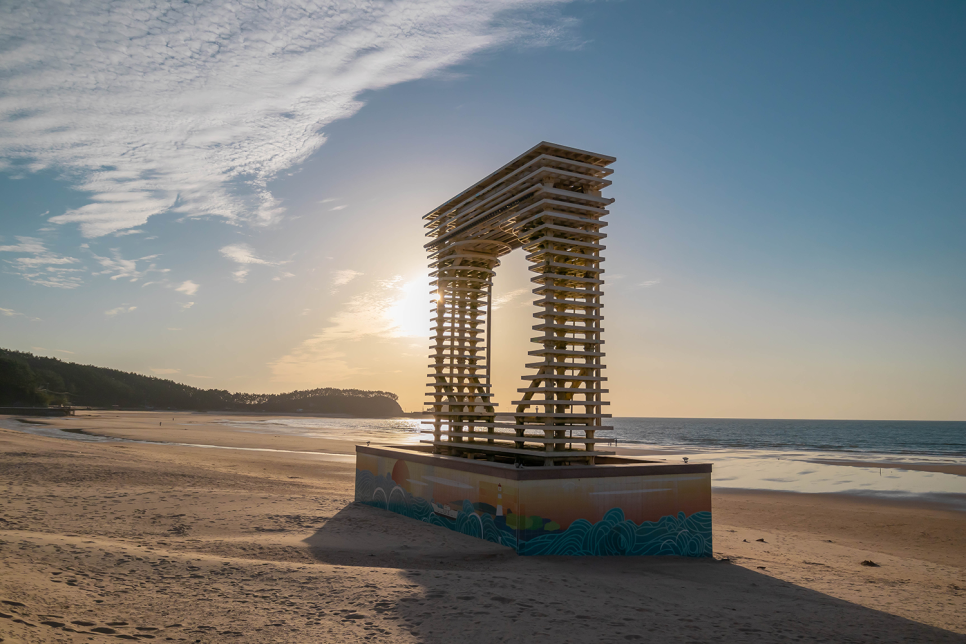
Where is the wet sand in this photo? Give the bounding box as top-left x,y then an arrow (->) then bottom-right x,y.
1,411 -> 964,643
807,459 -> 966,477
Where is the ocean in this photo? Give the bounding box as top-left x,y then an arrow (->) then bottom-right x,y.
219,415 -> 966,459
607,417 -> 966,458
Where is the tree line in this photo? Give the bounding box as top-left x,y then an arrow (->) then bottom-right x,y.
0,348 -> 403,417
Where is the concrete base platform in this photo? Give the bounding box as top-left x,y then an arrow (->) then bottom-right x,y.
355,445 -> 712,556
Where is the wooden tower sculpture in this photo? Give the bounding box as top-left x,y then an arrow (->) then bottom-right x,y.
422,142 -> 614,466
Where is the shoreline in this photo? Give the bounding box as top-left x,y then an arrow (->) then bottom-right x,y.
12,424 -> 965,513
4,411 -> 965,506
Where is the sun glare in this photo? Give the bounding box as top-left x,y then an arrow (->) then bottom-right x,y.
386,276 -> 432,339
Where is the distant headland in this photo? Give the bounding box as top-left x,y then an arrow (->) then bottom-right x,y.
0,348 -> 403,417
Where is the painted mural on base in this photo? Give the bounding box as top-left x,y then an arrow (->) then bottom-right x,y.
354,454 -> 712,557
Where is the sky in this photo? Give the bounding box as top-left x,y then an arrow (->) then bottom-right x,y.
1,0 -> 964,420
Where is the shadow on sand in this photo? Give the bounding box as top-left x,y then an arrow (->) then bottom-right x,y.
304,503 -> 963,643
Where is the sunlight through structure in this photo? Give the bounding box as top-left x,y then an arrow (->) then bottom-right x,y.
422,142 -> 615,466
353,143 -> 711,557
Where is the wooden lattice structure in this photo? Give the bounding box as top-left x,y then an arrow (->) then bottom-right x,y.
423,142 -> 615,466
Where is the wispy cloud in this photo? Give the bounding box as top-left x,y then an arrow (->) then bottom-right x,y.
89,248 -> 168,282
179,302 -> 195,311
219,244 -> 277,266
0,238 -> 35,254
105,305 -> 137,317
175,280 -> 199,296
332,269 -> 363,288
220,243 -> 282,282
0,305 -> 44,322
638,279 -> 661,288
319,277 -> 427,342
0,1 -> 576,238
330,205 -> 348,211
271,275 -> 428,383
0,236 -> 83,288
492,288 -> 530,309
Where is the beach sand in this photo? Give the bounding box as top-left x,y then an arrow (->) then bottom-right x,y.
1,411 -> 964,643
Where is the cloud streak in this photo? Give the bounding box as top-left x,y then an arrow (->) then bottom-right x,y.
0,236 -> 83,288
89,248 -> 168,282
0,305 -> 42,322
219,244 -> 278,266
220,243 -> 282,283
492,288 -> 530,309
1,0 -> 574,237
270,274 -> 428,383
332,269 -> 363,288
105,305 -> 137,317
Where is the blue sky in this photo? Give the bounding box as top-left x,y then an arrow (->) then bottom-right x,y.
1,0 -> 963,419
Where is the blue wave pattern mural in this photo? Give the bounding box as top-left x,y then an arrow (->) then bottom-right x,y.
355,470 -> 711,557
518,508 -> 711,556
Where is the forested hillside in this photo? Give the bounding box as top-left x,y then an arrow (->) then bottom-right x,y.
0,349 -> 404,416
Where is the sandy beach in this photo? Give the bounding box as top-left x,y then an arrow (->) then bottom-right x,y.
1,411 -> 964,643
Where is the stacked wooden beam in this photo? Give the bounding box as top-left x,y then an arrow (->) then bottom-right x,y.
423,142 -> 615,466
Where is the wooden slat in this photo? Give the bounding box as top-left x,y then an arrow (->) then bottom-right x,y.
424,143 -> 614,466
